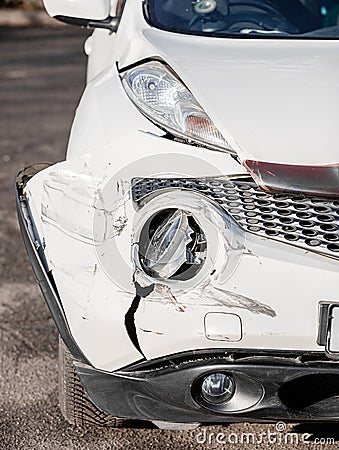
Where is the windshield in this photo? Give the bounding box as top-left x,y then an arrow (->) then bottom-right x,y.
145,0 -> 339,38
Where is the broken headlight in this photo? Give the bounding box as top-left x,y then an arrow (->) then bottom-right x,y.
138,209 -> 207,280
121,61 -> 235,154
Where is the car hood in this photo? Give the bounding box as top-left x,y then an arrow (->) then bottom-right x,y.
142,30 -> 339,166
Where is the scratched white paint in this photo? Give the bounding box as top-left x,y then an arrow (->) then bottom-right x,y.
25,133 -> 339,369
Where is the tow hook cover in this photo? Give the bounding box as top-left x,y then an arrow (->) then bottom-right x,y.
328,307 -> 339,354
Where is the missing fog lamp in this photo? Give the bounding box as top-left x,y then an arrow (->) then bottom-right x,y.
138,209 -> 207,280
244,160 -> 339,198
121,61 -> 235,153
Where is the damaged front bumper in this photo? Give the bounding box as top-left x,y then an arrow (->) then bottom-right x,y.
15,132 -> 339,422
74,354 -> 339,423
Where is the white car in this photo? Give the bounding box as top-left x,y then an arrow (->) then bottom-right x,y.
16,0 -> 339,429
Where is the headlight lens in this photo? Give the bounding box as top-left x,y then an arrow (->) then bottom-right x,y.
121,61 -> 235,153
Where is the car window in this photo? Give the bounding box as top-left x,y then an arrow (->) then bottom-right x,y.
145,0 -> 339,38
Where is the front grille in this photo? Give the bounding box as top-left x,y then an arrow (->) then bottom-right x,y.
132,177 -> 339,260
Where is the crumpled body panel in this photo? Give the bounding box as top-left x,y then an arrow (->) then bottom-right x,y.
24,130 -> 339,371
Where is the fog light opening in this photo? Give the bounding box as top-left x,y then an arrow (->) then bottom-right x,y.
198,372 -> 235,405
138,208 -> 207,280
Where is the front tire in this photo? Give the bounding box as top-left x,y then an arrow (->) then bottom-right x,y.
58,335 -> 124,427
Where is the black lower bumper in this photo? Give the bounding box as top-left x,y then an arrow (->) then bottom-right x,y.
76,357 -> 339,423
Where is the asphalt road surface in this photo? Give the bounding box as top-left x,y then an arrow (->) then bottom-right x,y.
0,26 -> 338,450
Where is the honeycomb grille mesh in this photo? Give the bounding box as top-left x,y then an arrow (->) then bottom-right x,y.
132,177 -> 339,259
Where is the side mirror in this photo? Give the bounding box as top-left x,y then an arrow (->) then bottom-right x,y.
43,0 -> 120,32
